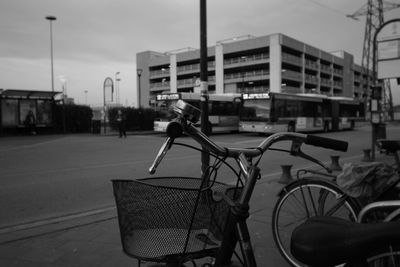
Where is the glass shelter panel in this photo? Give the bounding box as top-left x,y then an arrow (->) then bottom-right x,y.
1,99 -> 18,127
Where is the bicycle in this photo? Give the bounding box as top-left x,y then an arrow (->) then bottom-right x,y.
112,99 -> 349,267
272,139 -> 400,267
290,197 -> 400,266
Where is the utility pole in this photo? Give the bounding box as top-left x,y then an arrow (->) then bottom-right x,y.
200,0 -> 209,175
347,0 -> 400,159
347,0 -> 400,120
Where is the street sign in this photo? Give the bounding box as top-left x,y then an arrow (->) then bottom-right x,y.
377,21 -> 400,79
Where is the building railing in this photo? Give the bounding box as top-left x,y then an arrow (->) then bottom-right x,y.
224,53 -> 269,65
177,76 -> 216,88
149,68 -> 170,77
282,52 -> 302,64
149,81 -> 170,89
224,69 -> 269,80
305,74 -> 319,83
282,70 -> 302,80
320,64 -> 332,73
240,86 -> 269,94
333,80 -> 343,88
333,68 -> 343,75
320,78 -> 331,85
305,60 -> 319,69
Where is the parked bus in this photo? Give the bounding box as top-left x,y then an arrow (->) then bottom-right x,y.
239,92 -> 364,133
329,96 -> 365,131
153,92 -> 242,134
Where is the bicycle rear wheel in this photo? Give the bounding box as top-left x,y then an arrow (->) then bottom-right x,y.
272,178 -> 361,267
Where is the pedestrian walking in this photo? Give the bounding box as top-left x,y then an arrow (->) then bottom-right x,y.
117,110 -> 127,138
25,110 -> 36,135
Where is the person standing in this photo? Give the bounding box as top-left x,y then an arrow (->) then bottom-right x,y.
116,110 -> 127,138
25,110 -> 36,135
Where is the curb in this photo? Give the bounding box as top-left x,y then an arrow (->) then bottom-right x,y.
0,207 -> 117,245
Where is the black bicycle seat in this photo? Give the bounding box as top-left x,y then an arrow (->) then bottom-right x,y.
291,216 -> 400,266
376,139 -> 400,153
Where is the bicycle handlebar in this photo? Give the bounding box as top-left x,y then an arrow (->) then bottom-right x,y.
149,100 -> 349,174
305,134 -> 348,152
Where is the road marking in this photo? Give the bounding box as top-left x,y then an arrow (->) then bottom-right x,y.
0,153 -> 200,179
0,206 -> 116,235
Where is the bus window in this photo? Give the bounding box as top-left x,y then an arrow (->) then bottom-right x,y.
211,101 -> 240,116
285,100 -> 300,117
302,101 -> 322,117
273,99 -> 285,118
240,99 -> 270,121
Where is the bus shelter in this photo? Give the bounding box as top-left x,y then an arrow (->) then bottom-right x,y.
0,89 -> 61,135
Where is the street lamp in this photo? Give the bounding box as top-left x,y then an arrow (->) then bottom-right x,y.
84,90 -> 88,105
115,72 -> 121,105
45,16 -> 57,92
137,68 -> 143,107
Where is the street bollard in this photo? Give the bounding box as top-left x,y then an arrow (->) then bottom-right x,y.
330,155 -> 342,171
279,165 -> 294,184
362,149 -> 372,162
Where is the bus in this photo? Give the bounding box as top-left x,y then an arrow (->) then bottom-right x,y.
239,92 -> 364,133
153,92 -> 242,134
329,96 -> 365,131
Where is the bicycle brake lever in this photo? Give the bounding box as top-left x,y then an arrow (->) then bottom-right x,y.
298,150 -> 332,173
290,139 -> 331,173
149,137 -> 174,175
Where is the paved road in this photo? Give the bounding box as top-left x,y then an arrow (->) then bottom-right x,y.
0,125 -> 399,230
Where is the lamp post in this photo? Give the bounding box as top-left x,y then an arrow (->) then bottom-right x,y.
103,77 -> 113,134
137,68 -> 143,107
84,90 -> 88,105
45,16 -> 56,92
115,72 -> 120,105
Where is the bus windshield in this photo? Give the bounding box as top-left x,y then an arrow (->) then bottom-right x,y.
240,99 -> 270,121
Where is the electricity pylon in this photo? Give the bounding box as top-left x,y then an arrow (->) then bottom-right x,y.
347,0 -> 400,120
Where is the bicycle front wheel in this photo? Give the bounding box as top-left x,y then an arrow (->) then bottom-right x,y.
272,178 -> 361,267
367,245 -> 400,267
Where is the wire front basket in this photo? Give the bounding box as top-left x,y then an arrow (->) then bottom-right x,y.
112,177 -> 241,264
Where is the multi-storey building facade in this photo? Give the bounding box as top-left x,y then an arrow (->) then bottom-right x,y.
136,33 -> 372,107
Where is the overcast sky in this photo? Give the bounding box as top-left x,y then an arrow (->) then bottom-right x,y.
1,0 -> 399,106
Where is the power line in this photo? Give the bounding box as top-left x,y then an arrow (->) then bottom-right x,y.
300,0 -> 349,16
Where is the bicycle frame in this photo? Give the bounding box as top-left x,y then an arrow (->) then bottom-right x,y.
148,100 -> 349,267
358,200 -> 400,223
183,120 -> 262,266
214,165 -> 260,266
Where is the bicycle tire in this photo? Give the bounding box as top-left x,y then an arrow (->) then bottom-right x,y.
366,245 -> 400,267
272,178 -> 361,267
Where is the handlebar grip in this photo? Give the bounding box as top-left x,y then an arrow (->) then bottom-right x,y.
305,135 -> 348,152
166,120 -> 183,138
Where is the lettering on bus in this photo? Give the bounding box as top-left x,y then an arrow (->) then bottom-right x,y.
243,93 -> 270,100
156,94 -> 180,101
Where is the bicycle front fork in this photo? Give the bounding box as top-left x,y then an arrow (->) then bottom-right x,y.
214,166 -> 260,267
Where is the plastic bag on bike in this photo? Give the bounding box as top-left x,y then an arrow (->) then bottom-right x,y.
336,162 -> 399,199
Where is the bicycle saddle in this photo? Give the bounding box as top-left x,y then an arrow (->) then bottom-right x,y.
291,216 -> 400,266
376,139 -> 400,153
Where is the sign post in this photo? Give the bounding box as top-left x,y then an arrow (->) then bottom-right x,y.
371,18 -> 400,160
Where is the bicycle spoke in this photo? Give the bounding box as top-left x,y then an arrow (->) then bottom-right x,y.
299,185 -> 319,217
272,180 -> 359,267
324,196 -> 352,218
